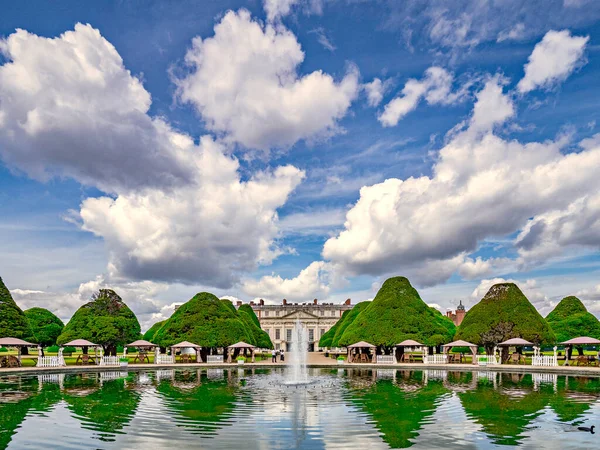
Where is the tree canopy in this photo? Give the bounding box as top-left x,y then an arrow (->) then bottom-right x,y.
455,283 -> 555,347
143,320 -> 166,342
336,277 -> 456,348
24,307 -> 64,347
57,289 -> 141,353
237,304 -> 273,349
0,277 -> 35,341
546,296 -> 600,342
153,292 -> 263,348
319,301 -> 369,348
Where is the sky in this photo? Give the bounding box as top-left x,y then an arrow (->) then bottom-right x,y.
2,0 -> 600,331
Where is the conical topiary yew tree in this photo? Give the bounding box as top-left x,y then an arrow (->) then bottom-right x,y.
143,319 -> 166,342
238,303 -> 273,349
455,283 -> 555,351
546,296 -> 600,355
57,289 -> 141,355
319,301 -> 369,348
337,277 -> 456,349
24,307 -> 64,348
0,277 -> 35,342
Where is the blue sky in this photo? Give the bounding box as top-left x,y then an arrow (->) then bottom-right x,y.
2,0 -> 600,330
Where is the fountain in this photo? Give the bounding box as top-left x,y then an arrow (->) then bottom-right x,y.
286,318 -> 309,384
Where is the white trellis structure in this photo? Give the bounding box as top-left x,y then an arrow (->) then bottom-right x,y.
376,355 -> 396,364
154,346 -> 175,364
207,355 -> 224,363
37,346 -> 66,368
531,346 -> 558,367
476,354 -> 499,366
422,349 -> 447,365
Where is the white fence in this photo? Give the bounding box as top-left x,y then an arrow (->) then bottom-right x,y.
423,354 -> 447,364
532,355 -> 557,367
376,355 -> 396,364
476,355 -> 499,366
156,354 -> 175,364
37,356 -> 65,368
207,355 -> 224,364
100,356 -> 120,366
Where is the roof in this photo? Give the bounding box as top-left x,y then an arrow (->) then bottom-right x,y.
560,336 -> 600,345
347,341 -> 376,348
0,337 -> 37,347
125,339 -> 157,347
63,339 -> 99,347
442,339 -> 477,348
228,341 -> 255,349
396,339 -> 423,347
171,340 -> 201,348
497,338 -> 533,346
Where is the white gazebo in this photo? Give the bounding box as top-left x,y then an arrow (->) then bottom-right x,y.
0,337 -> 37,367
560,336 -> 600,366
125,339 -> 158,364
227,342 -> 256,363
347,341 -> 376,363
395,339 -> 424,363
498,338 -> 534,365
170,341 -> 201,364
441,340 -> 479,365
62,339 -> 104,365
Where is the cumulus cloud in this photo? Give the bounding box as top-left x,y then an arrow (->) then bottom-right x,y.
363,78 -> 393,107
242,261 -> 333,302
175,10 -> 359,151
324,77 -> 600,285
0,24 -> 194,193
78,136 -> 305,287
517,29 -> 589,93
379,67 -> 464,127
264,0 -> 300,21
496,23 -> 526,42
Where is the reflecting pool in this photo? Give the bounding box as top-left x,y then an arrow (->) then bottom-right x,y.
1,368 -> 599,449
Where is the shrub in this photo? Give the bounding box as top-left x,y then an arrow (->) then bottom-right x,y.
46,345 -> 60,353
0,347 -> 7,352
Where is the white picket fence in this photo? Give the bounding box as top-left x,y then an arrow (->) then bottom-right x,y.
476,355 -> 499,366
37,356 -> 65,368
156,354 -> 175,364
100,356 -> 120,366
532,355 -> 557,367
376,355 -> 396,364
207,355 -> 224,363
423,354 -> 447,364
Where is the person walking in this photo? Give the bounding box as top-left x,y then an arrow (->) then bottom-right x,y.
272,349 -> 277,363
280,349 -> 285,362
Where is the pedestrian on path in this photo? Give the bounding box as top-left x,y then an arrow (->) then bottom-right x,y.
272,349 -> 277,363
280,349 -> 285,362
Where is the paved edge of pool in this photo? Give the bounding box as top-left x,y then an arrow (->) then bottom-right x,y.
2,362 -> 600,377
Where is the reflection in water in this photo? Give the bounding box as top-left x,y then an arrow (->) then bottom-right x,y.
0,368 -> 599,449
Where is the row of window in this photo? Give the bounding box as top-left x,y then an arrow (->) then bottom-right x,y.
264,328 -> 326,341
262,309 -> 338,317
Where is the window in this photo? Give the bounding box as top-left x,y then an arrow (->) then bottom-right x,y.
320,310 -> 324,316
264,328 -> 270,337
275,329 -> 281,340
320,328 -> 325,338
276,310 -> 280,317
264,310 -> 269,317
308,329 -> 314,342
275,343 -> 280,350
286,329 -> 292,342
331,310 -> 336,317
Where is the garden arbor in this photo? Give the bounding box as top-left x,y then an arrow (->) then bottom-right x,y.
227,341 -> 256,362
560,337 -> 600,366
395,339 -> 424,362
497,338 -> 533,364
171,341 -> 201,363
442,340 -> 478,365
0,337 -> 37,367
125,339 -> 157,364
62,339 -> 102,365
347,341 -> 376,363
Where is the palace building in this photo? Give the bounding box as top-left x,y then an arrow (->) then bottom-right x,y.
445,300 -> 467,326
236,298 -> 353,351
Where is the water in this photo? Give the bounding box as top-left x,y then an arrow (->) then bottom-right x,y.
1,369 -> 600,449
287,319 -> 309,384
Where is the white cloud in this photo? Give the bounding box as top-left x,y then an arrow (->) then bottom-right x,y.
363,78 -> 393,107
264,0 -> 300,21
78,136 -> 305,287
309,27 -> 336,52
0,24 -> 194,193
242,261 -> 333,302
324,78 -> 600,285
517,29 -> 589,93
175,9 -> 359,151
496,23 -> 526,42
379,67 -> 463,127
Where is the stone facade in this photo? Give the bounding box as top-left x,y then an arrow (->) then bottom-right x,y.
239,299 -> 353,351
445,300 -> 467,326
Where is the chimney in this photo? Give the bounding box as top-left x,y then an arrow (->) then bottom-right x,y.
259,299 -> 264,306
344,298 -> 351,305
283,299 -> 287,305
236,301 -> 242,307
313,298 -> 318,305
249,301 -> 255,306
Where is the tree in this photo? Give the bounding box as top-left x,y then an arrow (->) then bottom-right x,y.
0,277 -> 35,342
455,283 -> 555,354
238,304 -> 273,349
319,301 -> 369,348
24,307 -> 64,354
143,320 -> 166,342
546,296 -> 600,356
337,277 -> 456,350
57,289 -> 141,355
153,292 -> 254,356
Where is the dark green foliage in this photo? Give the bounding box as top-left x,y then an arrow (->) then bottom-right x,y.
546,296 -> 600,342
319,301 -> 369,348
0,347 -> 7,352
238,304 -> 273,348
24,307 -> 64,347
143,320 -> 166,342
57,289 -> 141,353
456,283 -> 555,346
337,277 -> 456,347
0,277 -> 35,341
153,292 -> 254,348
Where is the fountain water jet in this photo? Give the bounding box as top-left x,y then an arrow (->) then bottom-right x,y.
286,318 -> 309,384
